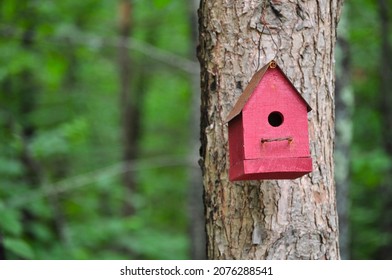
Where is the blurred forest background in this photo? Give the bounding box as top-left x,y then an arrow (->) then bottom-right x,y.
0,0 -> 391,260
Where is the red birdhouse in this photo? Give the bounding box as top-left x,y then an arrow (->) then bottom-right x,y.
225,60 -> 312,181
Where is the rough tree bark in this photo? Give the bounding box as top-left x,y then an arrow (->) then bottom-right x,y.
198,0 -> 342,259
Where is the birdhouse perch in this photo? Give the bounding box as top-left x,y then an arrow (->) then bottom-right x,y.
225,60 -> 312,181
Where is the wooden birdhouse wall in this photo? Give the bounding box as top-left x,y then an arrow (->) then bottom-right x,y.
228,114 -> 244,179
242,67 -> 310,160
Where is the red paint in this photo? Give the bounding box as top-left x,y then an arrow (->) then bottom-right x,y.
226,60 -> 312,181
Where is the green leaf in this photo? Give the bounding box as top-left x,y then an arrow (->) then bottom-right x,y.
61,118 -> 89,145
0,157 -> 23,177
0,208 -> 22,236
30,129 -> 69,159
153,0 -> 171,9
3,238 -> 35,259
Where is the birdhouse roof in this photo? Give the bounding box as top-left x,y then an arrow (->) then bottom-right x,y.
225,60 -> 312,123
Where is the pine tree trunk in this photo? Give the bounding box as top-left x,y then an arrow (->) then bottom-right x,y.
198,0 -> 342,260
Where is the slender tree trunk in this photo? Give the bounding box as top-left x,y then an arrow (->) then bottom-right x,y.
0,21 -> 42,259
378,0 -> 392,155
377,0 -> 392,259
335,16 -> 353,259
188,0 -> 207,260
198,0 -> 342,259
19,26 -> 71,253
118,0 -> 139,215
0,234 -> 5,260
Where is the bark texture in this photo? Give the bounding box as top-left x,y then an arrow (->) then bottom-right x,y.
198,0 -> 342,259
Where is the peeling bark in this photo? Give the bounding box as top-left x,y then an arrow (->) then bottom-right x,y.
198,0 -> 342,259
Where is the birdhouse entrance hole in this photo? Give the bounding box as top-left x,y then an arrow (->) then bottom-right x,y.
268,111 -> 284,127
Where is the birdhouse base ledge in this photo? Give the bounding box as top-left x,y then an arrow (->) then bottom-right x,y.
229,157 -> 312,181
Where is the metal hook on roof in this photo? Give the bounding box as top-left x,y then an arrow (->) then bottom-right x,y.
269,60 -> 277,68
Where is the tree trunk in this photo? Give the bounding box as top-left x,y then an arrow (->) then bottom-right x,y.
335,6 -> 353,260
118,0 -> 139,216
188,0 -> 207,260
335,34 -> 352,260
377,0 -> 392,259
198,0 -> 342,259
0,234 -> 5,260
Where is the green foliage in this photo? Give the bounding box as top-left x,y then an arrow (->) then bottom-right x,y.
3,238 -> 35,259
2,0 -> 389,261
0,204 -> 22,236
346,0 -> 392,259
0,0 -> 192,259
352,149 -> 391,189
153,0 -> 173,9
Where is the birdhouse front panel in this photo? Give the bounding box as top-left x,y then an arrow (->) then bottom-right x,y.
242,67 -> 310,160
226,60 -> 312,181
